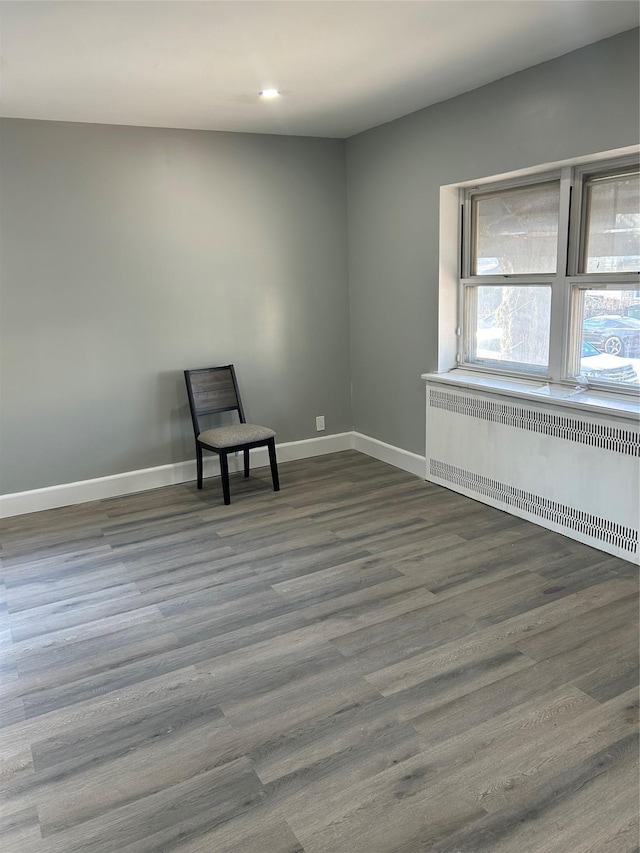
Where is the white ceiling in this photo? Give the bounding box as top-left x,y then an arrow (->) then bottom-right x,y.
1,1 -> 638,139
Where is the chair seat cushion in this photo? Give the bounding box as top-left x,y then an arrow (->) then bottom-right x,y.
198,423 -> 276,449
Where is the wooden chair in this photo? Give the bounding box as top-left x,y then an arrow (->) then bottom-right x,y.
184,365 -> 280,505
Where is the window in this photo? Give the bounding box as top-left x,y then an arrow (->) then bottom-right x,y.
460,156 -> 640,390
472,181 -> 560,276
580,170 -> 639,273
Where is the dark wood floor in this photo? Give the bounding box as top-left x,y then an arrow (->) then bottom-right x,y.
1,451 -> 638,853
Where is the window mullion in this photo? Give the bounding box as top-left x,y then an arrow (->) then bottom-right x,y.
548,167 -> 573,381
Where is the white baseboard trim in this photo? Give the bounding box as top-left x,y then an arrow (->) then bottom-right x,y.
352,432 -> 426,479
0,432 -> 354,518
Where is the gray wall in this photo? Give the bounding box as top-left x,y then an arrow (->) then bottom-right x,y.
0,121 -> 350,492
346,28 -> 640,455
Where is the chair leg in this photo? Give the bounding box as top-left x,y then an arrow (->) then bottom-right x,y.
219,452 -> 231,505
196,445 -> 203,489
243,448 -> 250,478
268,438 -> 280,492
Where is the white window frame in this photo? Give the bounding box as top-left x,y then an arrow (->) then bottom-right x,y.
458,154 -> 640,394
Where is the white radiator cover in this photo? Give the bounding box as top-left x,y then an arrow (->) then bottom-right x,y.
425,383 -> 639,564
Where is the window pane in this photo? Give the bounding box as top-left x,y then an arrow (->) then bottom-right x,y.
583,172 -> 640,273
472,285 -> 551,369
580,289 -> 640,385
473,182 -> 560,275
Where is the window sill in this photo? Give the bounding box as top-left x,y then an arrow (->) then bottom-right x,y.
421,369 -> 640,421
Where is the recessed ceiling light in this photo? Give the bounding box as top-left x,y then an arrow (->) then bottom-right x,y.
258,89 -> 280,99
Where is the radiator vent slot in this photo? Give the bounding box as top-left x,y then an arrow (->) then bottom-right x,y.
430,459 -> 638,554
429,389 -> 640,456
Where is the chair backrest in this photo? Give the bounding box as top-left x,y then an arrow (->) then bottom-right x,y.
184,365 -> 246,436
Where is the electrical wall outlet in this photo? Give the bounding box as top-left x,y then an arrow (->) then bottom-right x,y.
316,415 -> 325,431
